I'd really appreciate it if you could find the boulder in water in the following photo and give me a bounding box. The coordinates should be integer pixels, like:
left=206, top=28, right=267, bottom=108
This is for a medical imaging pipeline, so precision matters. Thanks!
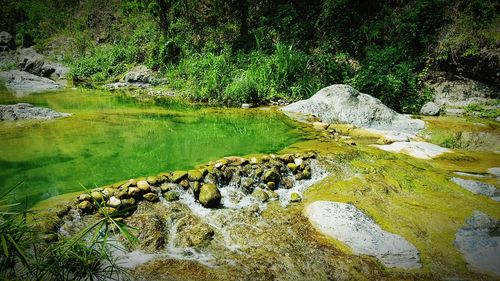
left=0, top=103, right=70, bottom=121
left=282, top=84, right=424, bottom=134
left=0, top=70, right=62, bottom=96
left=198, top=183, right=221, bottom=208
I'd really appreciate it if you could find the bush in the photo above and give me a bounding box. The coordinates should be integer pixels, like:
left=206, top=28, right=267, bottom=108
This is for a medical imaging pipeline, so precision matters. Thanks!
left=349, top=46, right=430, bottom=113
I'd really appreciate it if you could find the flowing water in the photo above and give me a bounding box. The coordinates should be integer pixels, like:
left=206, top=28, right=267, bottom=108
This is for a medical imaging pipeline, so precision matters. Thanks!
left=0, top=89, right=302, bottom=206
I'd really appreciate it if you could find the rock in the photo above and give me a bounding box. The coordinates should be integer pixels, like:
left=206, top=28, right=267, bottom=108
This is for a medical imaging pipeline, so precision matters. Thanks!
left=128, top=187, right=141, bottom=197
left=261, top=168, right=280, bottom=183
left=146, top=176, right=158, bottom=185
left=0, top=31, right=14, bottom=51
left=171, top=171, right=188, bottom=183
left=295, top=172, right=304, bottom=181
left=107, top=196, right=121, bottom=208
left=282, top=84, right=424, bottom=134
left=143, top=193, right=159, bottom=202
left=160, top=183, right=178, bottom=193
left=114, top=190, right=129, bottom=199
left=0, top=70, right=63, bottom=96
left=487, top=167, right=500, bottom=177
left=294, top=158, right=303, bottom=166
left=137, top=180, right=150, bottom=191
left=0, top=103, right=70, bottom=121
left=198, top=183, right=221, bottom=208
left=444, top=108, right=465, bottom=116
left=279, top=154, right=294, bottom=163
left=290, top=193, right=302, bottom=202
left=102, top=187, right=115, bottom=198
left=454, top=211, right=500, bottom=276
left=426, top=73, right=498, bottom=109
left=306, top=201, right=421, bottom=269
left=191, top=181, right=201, bottom=198
left=241, top=103, right=253, bottom=109
left=78, top=201, right=93, bottom=213
left=77, top=194, right=92, bottom=201
left=496, top=116, right=500, bottom=123
left=123, top=65, right=154, bottom=84
left=225, top=156, right=249, bottom=166
left=287, top=163, right=298, bottom=172
left=376, top=132, right=411, bottom=145
left=163, top=191, right=180, bottom=201
left=252, top=188, right=269, bottom=202
left=372, top=142, right=451, bottom=159
left=451, top=178, right=500, bottom=201
left=188, top=170, right=203, bottom=181
left=98, top=207, right=116, bottom=216
left=282, top=178, right=294, bottom=189
left=18, top=48, right=68, bottom=79
left=90, top=191, right=104, bottom=202
left=180, top=179, right=190, bottom=189
left=121, top=197, right=136, bottom=206
left=419, top=101, right=440, bottom=116
left=266, top=182, right=276, bottom=190
left=302, top=169, right=311, bottom=179
left=105, top=82, right=151, bottom=89
left=313, top=122, right=329, bottom=130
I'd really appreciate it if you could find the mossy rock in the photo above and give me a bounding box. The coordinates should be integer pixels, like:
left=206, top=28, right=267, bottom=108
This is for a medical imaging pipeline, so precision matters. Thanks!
left=128, top=187, right=141, bottom=197
left=261, top=168, right=281, bottom=183
left=180, top=179, right=190, bottom=189
left=147, top=176, right=158, bottom=185
left=143, top=193, right=159, bottom=202
left=103, top=187, right=115, bottom=198
left=78, top=200, right=93, bottom=213
left=188, top=170, right=203, bottom=181
left=171, top=171, right=188, bottom=183
left=198, top=183, right=221, bottom=208
left=279, top=154, right=294, bottom=163
left=77, top=193, right=91, bottom=201
left=160, top=183, right=178, bottom=192
left=282, top=178, right=294, bottom=189
left=290, top=192, right=302, bottom=202
left=252, top=188, right=269, bottom=202
left=98, top=207, right=116, bottom=216
left=164, top=191, right=180, bottom=201
left=287, top=163, right=298, bottom=172
left=91, top=191, right=104, bottom=202
left=191, top=181, right=201, bottom=198
left=303, top=169, right=311, bottom=179
left=267, top=181, right=277, bottom=190
left=121, top=197, right=136, bottom=206
left=137, top=180, right=150, bottom=191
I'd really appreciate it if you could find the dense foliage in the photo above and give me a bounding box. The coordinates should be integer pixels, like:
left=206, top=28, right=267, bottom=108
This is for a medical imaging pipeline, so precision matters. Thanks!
left=1, top=0, right=498, bottom=112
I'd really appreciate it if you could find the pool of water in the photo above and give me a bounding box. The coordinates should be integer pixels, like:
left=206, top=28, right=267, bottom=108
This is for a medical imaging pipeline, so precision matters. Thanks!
left=0, top=89, right=302, bottom=206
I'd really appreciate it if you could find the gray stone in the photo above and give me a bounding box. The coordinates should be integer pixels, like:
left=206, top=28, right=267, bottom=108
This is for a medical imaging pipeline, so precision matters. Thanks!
left=451, top=178, right=500, bottom=201
left=420, top=101, right=440, bottom=116
left=241, top=103, right=253, bottom=108
left=454, top=211, right=500, bottom=276
left=306, top=201, right=421, bottom=269
left=124, top=65, right=154, bottom=83
left=496, top=116, right=500, bottom=123
left=0, top=31, right=14, bottom=51
left=487, top=167, right=500, bottom=177
left=426, top=73, right=498, bottom=108
left=282, top=85, right=424, bottom=134
left=0, top=103, right=70, bottom=121
left=0, top=70, right=62, bottom=96
left=18, top=48, right=69, bottom=79
left=372, top=141, right=450, bottom=159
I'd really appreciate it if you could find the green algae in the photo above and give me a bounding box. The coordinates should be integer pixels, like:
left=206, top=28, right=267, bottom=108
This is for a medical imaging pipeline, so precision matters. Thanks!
left=0, top=88, right=302, bottom=207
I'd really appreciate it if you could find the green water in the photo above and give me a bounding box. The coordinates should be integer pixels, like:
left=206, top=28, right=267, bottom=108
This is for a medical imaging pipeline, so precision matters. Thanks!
left=0, top=89, right=302, bottom=206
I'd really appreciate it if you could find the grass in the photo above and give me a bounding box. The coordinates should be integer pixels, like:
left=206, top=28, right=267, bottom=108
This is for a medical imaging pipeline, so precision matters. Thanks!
left=0, top=183, right=135, bottom=280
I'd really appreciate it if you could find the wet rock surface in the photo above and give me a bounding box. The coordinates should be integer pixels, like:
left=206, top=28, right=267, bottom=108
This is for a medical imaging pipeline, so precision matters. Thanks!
left=306, top=201, right=421, bottom=269
left=372, top=141, right=451, bottom=159
left=451, top=177, right=500, bottom=201
left=455, top=211, right=500, bottom=276
left=0, top=103, right=70, bottom=120
left=281, top=84, right=424, bottom=134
